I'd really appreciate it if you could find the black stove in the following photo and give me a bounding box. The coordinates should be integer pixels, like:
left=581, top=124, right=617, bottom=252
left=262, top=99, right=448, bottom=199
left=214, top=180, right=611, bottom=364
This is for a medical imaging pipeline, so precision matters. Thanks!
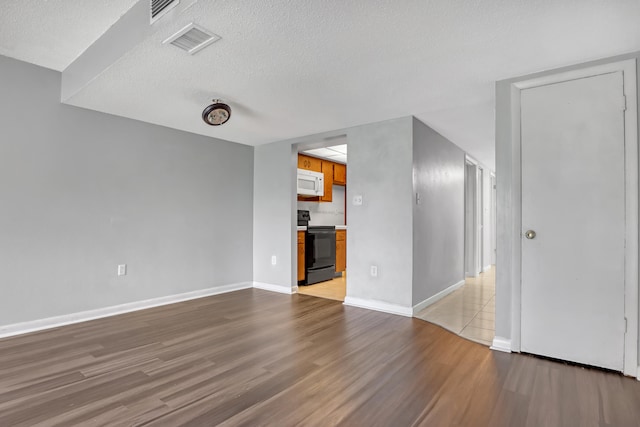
left=305, top=226, right=336, bottom=285
left=297, top=210, right=310, bottom=226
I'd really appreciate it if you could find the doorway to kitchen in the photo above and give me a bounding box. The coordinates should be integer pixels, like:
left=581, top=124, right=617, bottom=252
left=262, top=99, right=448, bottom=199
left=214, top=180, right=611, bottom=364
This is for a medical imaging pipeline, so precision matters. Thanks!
left=295, top=136, right=348, bottom=302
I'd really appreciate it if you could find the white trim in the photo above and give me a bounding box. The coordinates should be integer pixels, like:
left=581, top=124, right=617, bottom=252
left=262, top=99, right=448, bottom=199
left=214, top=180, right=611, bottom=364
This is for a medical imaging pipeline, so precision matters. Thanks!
left=508, top=58, right=638, bottom=375
left=482, top=265, right=492, bottom=273
left=412, top=279, right=465, bottom=315
left=622, top=59, right=638, bottom=378
left=0, top=282, right=253, bottom=339
left=253, top=282, right=296, bottom=294
left=343, top=297, right=413, bottom=317
left=490, top=336, right=512, bottom=353
left=465, top=154, right=479, bottom=165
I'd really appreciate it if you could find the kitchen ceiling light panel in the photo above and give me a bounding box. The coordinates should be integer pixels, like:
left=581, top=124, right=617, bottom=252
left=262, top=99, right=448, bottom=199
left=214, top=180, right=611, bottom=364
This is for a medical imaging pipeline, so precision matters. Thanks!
left=163, top=23, right=221, bottom=55
left=327, top=144, right=347, bottom=154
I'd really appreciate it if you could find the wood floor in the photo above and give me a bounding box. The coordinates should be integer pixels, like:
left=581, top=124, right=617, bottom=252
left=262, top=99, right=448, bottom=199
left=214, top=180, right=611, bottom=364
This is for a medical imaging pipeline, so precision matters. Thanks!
left=1, top=289, right=640, bottom=426
left=297, top=273, right=346, bottom=301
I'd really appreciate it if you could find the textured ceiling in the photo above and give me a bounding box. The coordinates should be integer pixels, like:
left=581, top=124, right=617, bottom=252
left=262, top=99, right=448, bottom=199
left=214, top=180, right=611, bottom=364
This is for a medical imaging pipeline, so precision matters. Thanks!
left=0, top=0, right=138, bottom=71
left=2, top=0, right=640, bottom=170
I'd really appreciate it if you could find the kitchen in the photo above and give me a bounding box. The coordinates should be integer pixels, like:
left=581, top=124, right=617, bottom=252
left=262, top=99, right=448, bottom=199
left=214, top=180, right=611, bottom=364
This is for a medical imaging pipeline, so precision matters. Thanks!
left=296, top=143, right=347, bottom=301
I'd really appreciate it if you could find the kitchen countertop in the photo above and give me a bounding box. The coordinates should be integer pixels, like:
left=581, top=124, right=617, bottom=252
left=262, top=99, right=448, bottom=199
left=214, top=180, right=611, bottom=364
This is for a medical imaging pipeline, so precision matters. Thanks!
left=297, top=225, right=347, bottom=231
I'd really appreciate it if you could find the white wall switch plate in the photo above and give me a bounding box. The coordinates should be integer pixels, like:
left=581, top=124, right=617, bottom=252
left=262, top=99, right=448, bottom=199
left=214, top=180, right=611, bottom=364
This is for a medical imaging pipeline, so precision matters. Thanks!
left=117, top=264, right=127, bottom=276
left=370, top=265, right=378, bottom=277
left=271, top=255, right=277, bottom=265
left=353, top=195, right=363, bottom=206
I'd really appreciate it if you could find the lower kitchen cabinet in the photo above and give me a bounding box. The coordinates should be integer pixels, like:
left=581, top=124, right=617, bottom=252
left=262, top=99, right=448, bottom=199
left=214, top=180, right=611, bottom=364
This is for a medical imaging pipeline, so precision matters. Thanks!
left=335, top=230, right=346, bottom=273
left=297, top=231, right=306, bottom=282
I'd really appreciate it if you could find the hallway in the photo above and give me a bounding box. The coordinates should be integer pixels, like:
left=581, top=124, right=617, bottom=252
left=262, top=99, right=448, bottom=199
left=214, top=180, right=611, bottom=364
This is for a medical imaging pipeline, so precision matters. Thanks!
left=415, top=267, right=495, bottom=346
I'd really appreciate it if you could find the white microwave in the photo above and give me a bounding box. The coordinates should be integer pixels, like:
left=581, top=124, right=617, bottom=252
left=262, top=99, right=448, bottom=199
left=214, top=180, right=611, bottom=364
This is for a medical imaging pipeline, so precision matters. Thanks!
left=297, top=168, right=324, bottom=197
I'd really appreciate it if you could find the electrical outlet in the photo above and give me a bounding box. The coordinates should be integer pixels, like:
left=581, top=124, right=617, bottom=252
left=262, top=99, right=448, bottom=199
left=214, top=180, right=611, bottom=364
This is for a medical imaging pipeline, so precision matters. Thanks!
left=117, top=264, right=127, bottom=276
left=271, top=255, right=277, bottom=266
left=370, top=265, right=378, bottom=277
left=353, top=195, right=363, bottom=206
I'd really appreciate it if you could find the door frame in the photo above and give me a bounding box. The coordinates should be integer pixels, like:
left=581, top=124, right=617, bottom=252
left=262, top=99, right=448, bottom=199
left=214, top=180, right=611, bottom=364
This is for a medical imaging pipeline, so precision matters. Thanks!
left=506, top=59, right=638, bottom=376
left=490, top=173, right=496, bottom=266
left=465, top=156, right=481, bottom=277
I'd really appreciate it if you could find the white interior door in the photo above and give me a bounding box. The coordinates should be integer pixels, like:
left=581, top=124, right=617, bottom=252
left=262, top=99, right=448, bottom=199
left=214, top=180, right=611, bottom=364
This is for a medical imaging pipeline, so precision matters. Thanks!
left=521, top=70, right=626, bottom=371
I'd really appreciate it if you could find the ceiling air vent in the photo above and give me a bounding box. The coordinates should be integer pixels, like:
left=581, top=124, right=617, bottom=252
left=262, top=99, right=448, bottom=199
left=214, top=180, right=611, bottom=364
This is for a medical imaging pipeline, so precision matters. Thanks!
left=163, top=23, right=221, bottom=55
left=151, top=0, right=179, bottom=24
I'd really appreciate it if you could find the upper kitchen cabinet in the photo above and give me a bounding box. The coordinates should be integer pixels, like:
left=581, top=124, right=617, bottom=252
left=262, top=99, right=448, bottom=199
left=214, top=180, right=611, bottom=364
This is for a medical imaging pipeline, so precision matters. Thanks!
left=298, top=154, right=322, bottom=173
left=320, top=161, right=333, bottom=202
left=333, top=163, right=346, bottom=186
left=297, top=153, right=346, bottom=202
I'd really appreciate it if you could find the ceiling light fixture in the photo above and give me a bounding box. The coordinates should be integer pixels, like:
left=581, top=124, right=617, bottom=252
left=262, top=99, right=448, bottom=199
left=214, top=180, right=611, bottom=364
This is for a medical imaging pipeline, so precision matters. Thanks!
left=202, top=100, right=231, bottom=126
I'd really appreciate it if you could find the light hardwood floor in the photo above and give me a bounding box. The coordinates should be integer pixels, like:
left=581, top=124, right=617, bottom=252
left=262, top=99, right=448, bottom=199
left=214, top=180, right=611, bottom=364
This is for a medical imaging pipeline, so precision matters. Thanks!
left=1, top=288, right=640, bottom=426
left=297, top=273, right=346, bottom=301
left=416, top=267, right=495, bottom=346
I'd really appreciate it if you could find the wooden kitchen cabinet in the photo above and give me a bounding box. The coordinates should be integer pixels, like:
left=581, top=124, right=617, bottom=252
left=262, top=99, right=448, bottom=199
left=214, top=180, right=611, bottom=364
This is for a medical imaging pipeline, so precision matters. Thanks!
left=333, top=163, right=346, bottom=186
left=298, top=154, right=322, bottom=172
left=297, top=231, right=306, bottom=282
left=320, top=160, right=333, bottom=202
left=335, top=230, right=346, bottom=273
left=297, top=154, right=343, bottom=203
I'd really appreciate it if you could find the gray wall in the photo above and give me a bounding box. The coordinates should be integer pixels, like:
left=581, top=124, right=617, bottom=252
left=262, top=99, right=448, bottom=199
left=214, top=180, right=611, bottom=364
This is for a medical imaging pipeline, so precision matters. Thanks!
left=412, top=118, right=465, bottom=306
left=253, top=141, right=297, bottom=289
left=346, top=117, right=414, bottom=308
left=0, top=55, right=254, bottom=326
left=253, top=118, right=415, bottom=308
left=495, top=51, right=640, bottom=348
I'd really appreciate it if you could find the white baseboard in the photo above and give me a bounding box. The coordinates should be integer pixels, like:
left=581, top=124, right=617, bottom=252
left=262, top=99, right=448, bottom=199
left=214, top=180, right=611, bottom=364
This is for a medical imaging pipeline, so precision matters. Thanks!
left=0, top=281, right=254, bottom=340
left=343, top=297, right=413, bottom=317
left=253, top=282, right=296, bottom=294
left=482, top=265, right=492, bottom=272
left=490, top=336, right=512, bottom=353
left=412, top=279, right=465, bottom=315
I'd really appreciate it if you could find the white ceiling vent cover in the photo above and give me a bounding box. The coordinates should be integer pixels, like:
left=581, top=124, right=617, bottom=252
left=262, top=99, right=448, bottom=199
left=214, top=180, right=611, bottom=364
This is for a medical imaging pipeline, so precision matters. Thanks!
left=163, top=24, right=221, bottom=55
left=151, top=0, right=179, bottom=24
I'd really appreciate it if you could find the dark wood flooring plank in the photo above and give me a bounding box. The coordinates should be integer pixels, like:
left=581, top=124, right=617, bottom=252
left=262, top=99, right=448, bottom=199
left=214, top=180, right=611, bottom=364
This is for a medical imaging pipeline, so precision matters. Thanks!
left=0, top=289, right=638, bottom=426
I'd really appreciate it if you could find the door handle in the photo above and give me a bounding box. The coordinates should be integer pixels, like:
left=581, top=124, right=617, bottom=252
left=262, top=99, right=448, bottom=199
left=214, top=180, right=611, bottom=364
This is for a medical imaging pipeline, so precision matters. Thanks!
left=524, top=230, right=536, bottom=239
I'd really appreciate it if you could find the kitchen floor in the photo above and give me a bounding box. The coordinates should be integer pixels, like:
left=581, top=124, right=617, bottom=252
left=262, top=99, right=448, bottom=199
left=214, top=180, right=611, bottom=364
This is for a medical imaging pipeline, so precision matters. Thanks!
left=297, top=273, right=346, bottom=301
left=415, top=267, right=495, bottom=346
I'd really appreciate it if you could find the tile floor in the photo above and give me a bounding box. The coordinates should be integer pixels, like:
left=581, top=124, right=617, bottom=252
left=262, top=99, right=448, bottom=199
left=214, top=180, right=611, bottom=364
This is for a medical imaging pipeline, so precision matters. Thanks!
left=415, top=267, right=495, bottom=346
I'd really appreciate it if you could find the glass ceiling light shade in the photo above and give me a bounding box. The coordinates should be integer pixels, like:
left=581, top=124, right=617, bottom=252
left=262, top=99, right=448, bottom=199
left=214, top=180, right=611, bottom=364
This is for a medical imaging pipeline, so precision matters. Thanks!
left=202, top=100, right=231, bottom=126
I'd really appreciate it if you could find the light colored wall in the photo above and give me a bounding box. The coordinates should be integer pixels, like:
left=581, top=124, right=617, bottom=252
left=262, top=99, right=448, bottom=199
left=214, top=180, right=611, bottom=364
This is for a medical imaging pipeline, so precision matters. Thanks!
left=464, top=162, right=477, bottom=276
left=298, top=185, right=346, bottom=226
left=346, top=117, right=414, bottom=308
left=253, top=142, right=297, bottom=289
left=254, top=118, right=415, bottom=309
left=495, top=51, right=640, bottom=349
left=412, top=118, right=465, bottom=306
left=0, top=55, right=254, bottom=326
